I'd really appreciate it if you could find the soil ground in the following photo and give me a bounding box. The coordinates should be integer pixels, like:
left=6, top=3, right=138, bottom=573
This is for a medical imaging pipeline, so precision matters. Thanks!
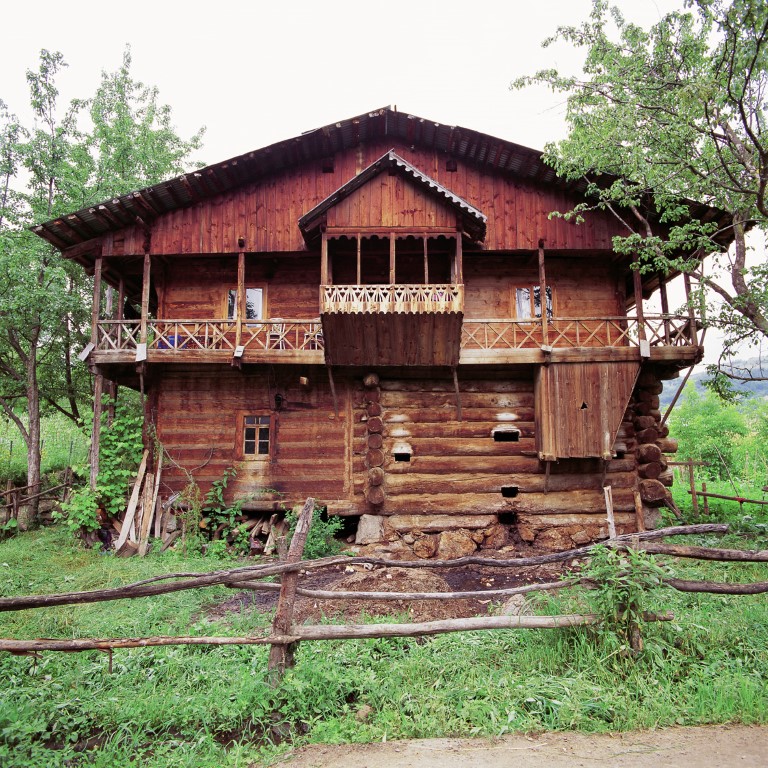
left=274, top=725, right=768, bottom=767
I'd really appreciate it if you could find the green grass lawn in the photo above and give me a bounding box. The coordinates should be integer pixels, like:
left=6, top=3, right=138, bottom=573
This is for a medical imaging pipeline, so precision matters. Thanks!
left=0, top=525, right=766, bottom=768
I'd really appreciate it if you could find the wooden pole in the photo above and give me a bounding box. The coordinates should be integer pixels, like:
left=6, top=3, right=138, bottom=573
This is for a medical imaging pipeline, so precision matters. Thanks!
left=89, top=375, right=103, bottom=491
left=140, top=252, right=151, bottom=346
left=688, top=459, right=699, bottom=516
left=658, top=273, right=671, bottom=344
left=537, top=241, right=549, bottom=347
left=633, top=489, right=646, bottom=532
left=268, top=497, right=315, bottom=681
left=423, top=236, right=429, bottom=283
left=604, top=485, right=617, bottom=539
left=389, top=232, right=396, bottom=284
left=702, top=481, right=709, bottom=515
left=633, top=257, right=646, bottom=342
left=683, top=271, right=699, bottom=346
left=454, top=232, right=463, bottom=284
left=90, top=257, right=103, bottom=346
left=235, top=250, right=245, bottom=349
left=452, top=366, right=462, bottom=422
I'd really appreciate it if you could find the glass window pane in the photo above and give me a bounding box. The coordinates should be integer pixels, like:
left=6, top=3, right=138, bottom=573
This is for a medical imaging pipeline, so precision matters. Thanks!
left=516, top=288, right=531, bottom=319
left=245, top=288, right=263, bottom=320
left=227, top=290, right=237, bottom=319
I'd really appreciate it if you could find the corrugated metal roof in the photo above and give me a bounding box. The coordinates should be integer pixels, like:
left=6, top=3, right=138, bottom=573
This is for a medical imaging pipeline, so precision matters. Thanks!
left=298, top=149, right=487, bottom=243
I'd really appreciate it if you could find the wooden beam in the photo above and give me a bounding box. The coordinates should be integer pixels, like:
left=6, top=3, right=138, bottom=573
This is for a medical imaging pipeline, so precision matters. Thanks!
left=139, top=253, right=151, bottom=346
left=423, top=236, right=429, bottom=283
left=537, top=241, right=548, bottom=347
left=452, top=366, right=462, bottom=422
left=320, top=232, right=329, bottom=285
left=454, top=233, right=463, bottom=284
left=633, top=257, right=646, bottom=341
left=389, top=232, right=396, bottom=284
left=356, top=234, right=362, bottom=285
left=683, top=272, right=699, bottom=346
left=91, top=257, right=103, bottom=346
left=658, top=273, right=671, bottom=344
left=235, top=251, right=245, bottom=349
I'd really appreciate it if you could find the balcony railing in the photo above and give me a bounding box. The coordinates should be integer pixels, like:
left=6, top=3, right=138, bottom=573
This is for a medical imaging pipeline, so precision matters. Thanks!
left=461, top=315, right=698, bottom=351
left=95, top=319, right=324, bottom=354
left=321, top=284, right=463, bottom=314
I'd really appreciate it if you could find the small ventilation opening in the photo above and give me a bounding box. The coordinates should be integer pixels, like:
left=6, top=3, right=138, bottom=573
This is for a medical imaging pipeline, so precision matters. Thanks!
left=493, top=429, right=520, bottom=442
left=615, top=450, right=626, bottom=459
left=394, top=452, right=411, bottom=462
left=580, top=401, right=588, bottom=410
left=336, top=514, right=360, bottom=544
left=501, top=485, right=519, bottom=498
left=498, top=512, right=517, bottom=525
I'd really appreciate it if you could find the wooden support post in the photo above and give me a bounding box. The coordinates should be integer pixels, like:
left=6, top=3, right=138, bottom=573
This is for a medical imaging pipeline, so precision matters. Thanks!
left=658, top=274, right=671, bottom=344
left=702, top=481, right=709, bottom=515
left=423, top=236, right=429, bottom=283
left=91, top=257, right=103, bottom=345
left=633, top=489, right=646, bottom=532
left=454, top=232, right=463, bottom=284
left=140, top=252, right=151, bottom=346
left=268, top=497, right=315, bottom=681
left=633, top=257, right=646, bottom=343
left=235, top=250, right=245, bottom=349
left=544, top=460, right=551, bottom=494
left=537, top=241, right=549, bottom=347
left=688, top=459, right=699, bottom=516
left=452, top=366, right=462, bottom=422
left=389, top=232, right=396, bottom=284
left=356, top=234, right=361, bottom=285
left=604, top=485, right=617, bottom=539
left=320, top=233, right=329, bottom=286
left=683, top=272, right=699, bottom=346
left=89, top=375, right=103, bottom=491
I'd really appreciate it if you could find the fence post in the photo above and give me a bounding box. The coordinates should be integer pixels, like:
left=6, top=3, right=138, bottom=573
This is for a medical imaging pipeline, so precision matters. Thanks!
left=267, top=497, right=315, bottom=683
left=688, top=459, right=699, bottom=516
left=702, top=482, right=709, bottom=516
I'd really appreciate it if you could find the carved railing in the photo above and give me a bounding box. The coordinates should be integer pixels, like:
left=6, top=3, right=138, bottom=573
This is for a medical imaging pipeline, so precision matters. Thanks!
left=462, top=315, right=698, bottom=351
left=95, top=320, right=324, bottom=354
left=321, top=284, right=463, bottom=314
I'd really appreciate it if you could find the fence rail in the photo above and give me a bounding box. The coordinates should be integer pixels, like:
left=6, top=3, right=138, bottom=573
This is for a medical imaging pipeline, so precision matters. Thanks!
left=321, top=283, right=463, bottom=314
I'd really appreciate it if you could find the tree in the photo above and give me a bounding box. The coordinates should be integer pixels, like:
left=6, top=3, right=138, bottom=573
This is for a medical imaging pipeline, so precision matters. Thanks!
left=513, top=0, right=768, bottom=394
left=0, top=48, right=203, bottom=522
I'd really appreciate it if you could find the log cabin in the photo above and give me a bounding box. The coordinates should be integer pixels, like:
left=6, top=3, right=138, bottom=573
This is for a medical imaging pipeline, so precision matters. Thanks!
left=34, top=107, right=730, bottom=555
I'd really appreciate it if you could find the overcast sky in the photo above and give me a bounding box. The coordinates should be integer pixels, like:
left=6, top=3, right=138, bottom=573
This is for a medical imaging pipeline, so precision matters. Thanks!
left=5, top=0, right=739, bottom=367
left=2, top=0, right=685, bottom=164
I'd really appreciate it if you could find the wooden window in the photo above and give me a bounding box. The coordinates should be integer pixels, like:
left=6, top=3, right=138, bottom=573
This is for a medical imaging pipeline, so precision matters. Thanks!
left=514, top=286, right=553, bottom=320
left=242, top=414, right=271, bottom=459
left=227, top=287, right=264, bottom=321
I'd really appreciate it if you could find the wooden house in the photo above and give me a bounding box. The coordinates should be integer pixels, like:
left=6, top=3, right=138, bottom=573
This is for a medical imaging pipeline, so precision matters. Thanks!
left=34, top=107, right=729, bottom=555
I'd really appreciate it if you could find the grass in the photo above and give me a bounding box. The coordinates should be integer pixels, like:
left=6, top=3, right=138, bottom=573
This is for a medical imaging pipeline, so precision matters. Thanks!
left=0, top=524, right=766, bottom=767
left=0, top=413, right=89, bottom=485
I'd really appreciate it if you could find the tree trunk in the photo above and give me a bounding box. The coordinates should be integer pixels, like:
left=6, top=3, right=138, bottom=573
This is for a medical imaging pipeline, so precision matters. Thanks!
left=24, top=338, right=41, bottom=526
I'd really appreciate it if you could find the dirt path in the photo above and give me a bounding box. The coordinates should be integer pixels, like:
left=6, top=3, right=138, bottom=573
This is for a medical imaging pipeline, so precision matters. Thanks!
left=275, top=725, right=768, bottom=767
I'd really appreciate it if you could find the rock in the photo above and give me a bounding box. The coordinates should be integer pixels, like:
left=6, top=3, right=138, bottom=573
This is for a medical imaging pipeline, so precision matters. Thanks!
left=436, top=529, right=477, bottom=559
left=402, top=533, right=416, bottom=544
left=501, top=594, right=528, bottom=615
left=481, top=524, right=509, bottom=549
left=570, top=529, right=592, bottom=545
left=412, top=534, right=439, bottom=559
left=355, top=514, right=384, bottom=545
left=518, top=524, right=536, bottom=543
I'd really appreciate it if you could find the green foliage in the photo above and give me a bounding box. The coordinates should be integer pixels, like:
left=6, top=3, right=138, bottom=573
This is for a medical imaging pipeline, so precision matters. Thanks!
left=581, top=545, right=669, bottom=646
left=0, top=525, right=767, bottom=766
left=200, top=467, right=252, bottom=557
left=286, top=506, right=346, bottom=559
left=54, top=396, right=142, bottom=537
left=513, top=0, right=768, bottom=382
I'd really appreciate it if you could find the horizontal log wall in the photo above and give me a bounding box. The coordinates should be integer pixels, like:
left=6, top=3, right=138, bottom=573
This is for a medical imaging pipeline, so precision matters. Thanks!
left=352, top=374, right=639, bottom=552
left=154, top=367, right=350, bottom=503
left=99, top=140, right=632, bottom=258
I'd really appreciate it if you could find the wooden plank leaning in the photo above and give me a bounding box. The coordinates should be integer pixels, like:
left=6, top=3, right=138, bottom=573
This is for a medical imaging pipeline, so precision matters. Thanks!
left=267, top=497, right=315, bottom=683
left=115, top=450, right=149, bottom=552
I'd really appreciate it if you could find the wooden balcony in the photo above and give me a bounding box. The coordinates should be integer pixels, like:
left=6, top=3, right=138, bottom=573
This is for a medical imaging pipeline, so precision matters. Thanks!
left=89, top=313, right=700, bottom=370
left=92, top=319, right=325, bottom=365
left=320, top=284, right=463, bottom=366
left=460, top=314, right=702, bottom=365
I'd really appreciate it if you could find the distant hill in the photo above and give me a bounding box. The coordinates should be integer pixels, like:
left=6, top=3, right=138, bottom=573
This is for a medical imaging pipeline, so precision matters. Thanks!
left=660, top=358, right=768, bottom=408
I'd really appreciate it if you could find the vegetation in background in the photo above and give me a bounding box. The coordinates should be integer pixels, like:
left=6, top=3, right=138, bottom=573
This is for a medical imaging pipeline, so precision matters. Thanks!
left=0, top=524, right=765, bottom=767
left=0, top=48, right=203, bottom=521
left=54, top=395, right=143, bottom=536
left=513, top=0, right=768, bottom=395
left=286, top=504, right=346, bottom=560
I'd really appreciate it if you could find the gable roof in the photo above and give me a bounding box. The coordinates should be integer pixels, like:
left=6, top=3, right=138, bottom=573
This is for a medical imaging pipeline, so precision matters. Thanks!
left=298, top=149, right=487, bottom=243
left=32, top=105, right=733, bottom=255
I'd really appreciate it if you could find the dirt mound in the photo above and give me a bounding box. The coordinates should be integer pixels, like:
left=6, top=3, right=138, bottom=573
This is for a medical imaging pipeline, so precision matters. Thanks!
left=293, top=566, right=484, bottom=623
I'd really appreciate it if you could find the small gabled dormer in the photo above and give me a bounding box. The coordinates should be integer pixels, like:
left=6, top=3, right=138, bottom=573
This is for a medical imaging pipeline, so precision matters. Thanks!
left=299, top=150, right=486, bottom=366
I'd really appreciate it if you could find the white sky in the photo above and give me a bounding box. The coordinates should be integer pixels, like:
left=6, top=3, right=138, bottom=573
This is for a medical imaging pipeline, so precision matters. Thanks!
left=3, top=0, right=742, bottom=367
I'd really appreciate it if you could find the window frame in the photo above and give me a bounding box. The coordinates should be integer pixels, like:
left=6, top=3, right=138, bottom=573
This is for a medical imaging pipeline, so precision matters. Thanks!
left=237, top=412, right=273, bottom=461
left=224, top=285, right=266, bottom=322
left=512, top=285, right=554, bottom=321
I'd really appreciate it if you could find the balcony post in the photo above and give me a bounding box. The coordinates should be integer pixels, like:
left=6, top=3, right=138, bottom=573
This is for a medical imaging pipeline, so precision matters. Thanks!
left=683, top=272, right=699, bottom=346
left=632, top=257, right=646, bottom=343
left=389, top=232, right=396, bottom=284
left=140, top=252, right=151, bottom=346
left=320, top=232, right=329, bottom=285
left=423, top=237, right=429, bottom=283
left=658, top=273, right=671, bottom=344
left=537, top=241, right=549, bottom=347
left=236, top=250, right=245, bottom=349
left=454, top=233, right=463, bottom=284
left=90, top=256, right=102, bottom=346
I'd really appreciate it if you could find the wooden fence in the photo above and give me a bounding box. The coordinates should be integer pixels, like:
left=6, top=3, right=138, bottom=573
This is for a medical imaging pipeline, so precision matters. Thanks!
left=0, top=476, right=72, bottom=531
left=0, top=503, right=765, bottom=683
